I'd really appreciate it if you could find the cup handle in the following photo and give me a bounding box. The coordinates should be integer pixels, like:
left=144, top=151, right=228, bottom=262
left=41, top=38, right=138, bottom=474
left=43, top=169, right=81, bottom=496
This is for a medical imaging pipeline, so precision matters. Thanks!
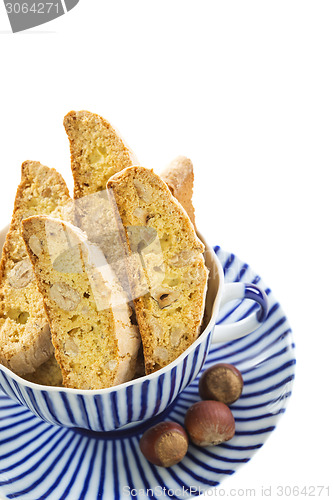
left=211, top=283, right=268, bottom=344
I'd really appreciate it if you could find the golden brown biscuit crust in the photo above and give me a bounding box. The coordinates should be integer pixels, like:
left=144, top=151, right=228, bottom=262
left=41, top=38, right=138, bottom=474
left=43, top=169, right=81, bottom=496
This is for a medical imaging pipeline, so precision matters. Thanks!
left=107, top=166, right=208, bottom=374
left=0, top=161, right=72, bottom=375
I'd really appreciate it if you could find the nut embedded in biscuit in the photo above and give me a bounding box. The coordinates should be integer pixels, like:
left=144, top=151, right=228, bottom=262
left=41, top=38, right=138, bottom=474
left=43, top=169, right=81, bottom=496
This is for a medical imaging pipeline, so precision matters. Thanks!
left=28, top=235, right=43, bottom=257
left=8, top=259, right=34, bottom=289
left=50, top=282, right=81, bottom=311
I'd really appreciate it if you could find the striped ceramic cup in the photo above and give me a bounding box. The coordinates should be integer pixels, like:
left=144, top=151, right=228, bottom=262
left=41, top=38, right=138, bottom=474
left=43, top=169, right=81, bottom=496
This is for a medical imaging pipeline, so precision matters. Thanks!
left=0, top=226, right=268, bottom=432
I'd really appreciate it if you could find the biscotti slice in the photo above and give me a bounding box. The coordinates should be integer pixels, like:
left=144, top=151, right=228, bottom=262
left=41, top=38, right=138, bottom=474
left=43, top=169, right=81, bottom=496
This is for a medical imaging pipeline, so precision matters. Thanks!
left=64, top=110, right=138, bottom=198
left=0, top=161, right=72, bottom=376
left=22, top=216, right=141, bottom=390
left=107, top=166, right=208, bottom=374
left=64, top=110, right=138, bottom=290
left=161, top=156, right=196, bottom=228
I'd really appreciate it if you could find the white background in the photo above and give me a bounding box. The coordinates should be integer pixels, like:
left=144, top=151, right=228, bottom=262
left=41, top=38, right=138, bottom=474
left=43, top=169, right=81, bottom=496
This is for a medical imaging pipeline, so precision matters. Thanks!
left=0, top=1, right=332, bottom=499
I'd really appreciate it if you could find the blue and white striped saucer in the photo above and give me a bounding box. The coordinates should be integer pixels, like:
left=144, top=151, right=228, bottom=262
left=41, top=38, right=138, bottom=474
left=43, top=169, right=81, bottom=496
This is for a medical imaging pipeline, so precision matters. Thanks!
left=0, top=248, right=295, bottom=500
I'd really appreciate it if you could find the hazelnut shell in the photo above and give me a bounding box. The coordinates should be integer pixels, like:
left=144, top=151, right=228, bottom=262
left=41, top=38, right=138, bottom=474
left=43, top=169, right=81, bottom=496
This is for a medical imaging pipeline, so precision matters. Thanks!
left=185, top=400, right=235, bottom=447
left=139, top=421, right=189, bottom=467
left=199, top=363, right=243, bottom=405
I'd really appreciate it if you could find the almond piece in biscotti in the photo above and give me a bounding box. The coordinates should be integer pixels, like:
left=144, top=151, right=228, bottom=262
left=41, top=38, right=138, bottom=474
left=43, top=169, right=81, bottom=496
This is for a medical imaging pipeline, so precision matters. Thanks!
left=161, top=156, right=196, bottom=229
left=21, top=216, right=141, bottom=390
left=107, top=166, right=208, bottom=375
left=0, top=161, right=72, bottom=376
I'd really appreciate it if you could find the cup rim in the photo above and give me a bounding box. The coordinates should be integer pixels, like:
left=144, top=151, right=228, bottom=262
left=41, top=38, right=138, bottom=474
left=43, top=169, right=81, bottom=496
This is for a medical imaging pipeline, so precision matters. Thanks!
left=0, top=225, right=224, bottom=396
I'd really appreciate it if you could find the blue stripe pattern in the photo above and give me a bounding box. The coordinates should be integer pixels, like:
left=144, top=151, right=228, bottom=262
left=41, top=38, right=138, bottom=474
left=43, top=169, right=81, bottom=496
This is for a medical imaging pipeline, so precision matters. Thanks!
left=0, top=248, right=295, bottom=500
left=0, top=329, right=213, bottom=433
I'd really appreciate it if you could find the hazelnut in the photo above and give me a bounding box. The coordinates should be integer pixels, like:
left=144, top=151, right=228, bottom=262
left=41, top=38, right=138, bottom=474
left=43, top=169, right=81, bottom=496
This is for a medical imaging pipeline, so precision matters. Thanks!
left=184, top=400, right=235, bottom=447
left=132, top=207, right=149, bottom=225
left=153, top=346, right=169, bottom=364
left=199, top=363, right=243, bottom=405
left=50, top=282, right=81, bottom=311
left=106, top=359, right=118, bottom=372
left=87, top=148, right=103, bottom=164
left=28, top=235, right=43, bottom=257
left=133, top=179, right=152, bottom=203
left=8, top=259, right=34, bottom=289
left=149, top=317, right=163, bottom=339
left=169, top=249, right=197, bottom=268
left=63, top=338, right=79, bottom=356
left=139, top=421, right=189, bottom=467
left=160, top=233, right=172, bottom=251
left=170, top=324, right=185, bottom=347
